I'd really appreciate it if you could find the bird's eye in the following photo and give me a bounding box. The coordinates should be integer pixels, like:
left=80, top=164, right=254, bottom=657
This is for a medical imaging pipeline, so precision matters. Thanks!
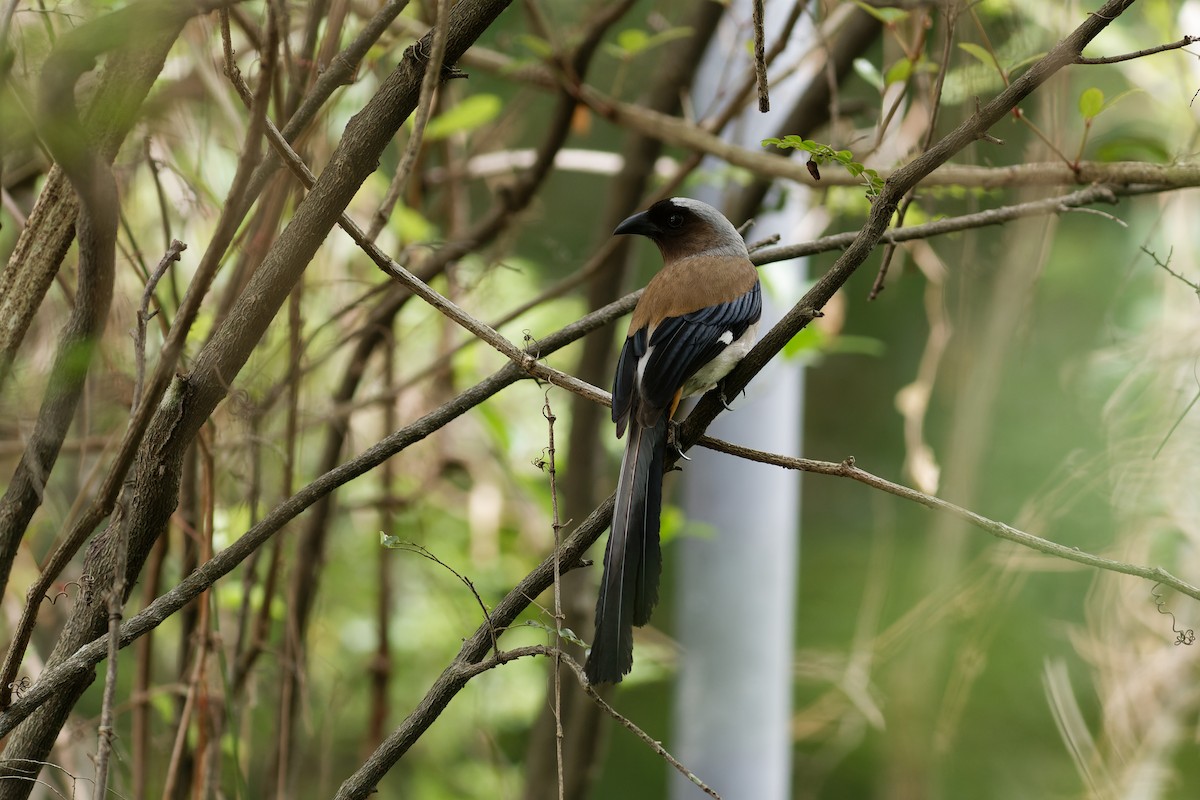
left=667, top=214, right=684, bottom=229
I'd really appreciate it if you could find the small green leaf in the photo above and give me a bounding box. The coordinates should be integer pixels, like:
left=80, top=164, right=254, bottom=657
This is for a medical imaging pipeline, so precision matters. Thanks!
left=852, top=57, right=885, bottom=92
left=852, top=1, right=910, bottom=24
left=958, top=42, right=1000, bottom=73
left=825, top=334, right=886, bottom=357
left=783, top=326, right=823, bottom=360
left=762, top=135, right=809, bottom=151
left=393, top=205, right=438, bottom=244
left=615, top=28, right=650, bottom=54
left=1078, top=87, right=1104, bottom=120
left=516, top=34, right=554, bottom=60
left=1101, top=88, right=1141, bottom=115
left=521, top=621, right=588, bottom=647
left=1007, top=51, right=1048, bottom=74
left=644, top=26, right=693, bottom=51
left=422, top=94, right=502, bottom=141
left=885, top=57, right=914, bottom=85
left=1094, top=134, right=1171, bottom=163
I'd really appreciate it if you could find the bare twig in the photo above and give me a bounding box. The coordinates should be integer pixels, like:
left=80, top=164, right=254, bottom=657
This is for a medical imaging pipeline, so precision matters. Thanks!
left=308, top=184, right=1150, bottom=438
left=552, top=651, right=722, bottom=799
left=1142, top=245, right=1200, bottom=293
left=694, top=437, right=1200, bottom=603
left=388, top=541, right=499, bottom=655
left=538, top=391, right=566, bottom=800
left=0, top=0, right=276, bottom=712
left=132, top=240, right=187, bottom=413
left=91, top=504, right=128, bottom=800
left=0, top=290, right=627, bottom=741
left=869, top=1, right=957, bottom=299
left=1075, top=34, right=1198, bottom=64
left=369, top=0, right=452, bottom=239
left=750, top=184, right=1129, bottom=264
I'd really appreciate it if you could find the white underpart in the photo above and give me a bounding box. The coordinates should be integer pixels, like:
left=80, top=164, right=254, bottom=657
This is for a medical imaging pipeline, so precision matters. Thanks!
left=681, top=322, right=759, bottom=398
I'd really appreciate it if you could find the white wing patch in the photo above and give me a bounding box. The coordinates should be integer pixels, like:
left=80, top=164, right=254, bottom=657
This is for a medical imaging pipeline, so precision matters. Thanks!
left=636, top=346, right=654, bottom=388
left=717, top=330, right=734, bottom=345
left=680, top=322, right=759, bottom=398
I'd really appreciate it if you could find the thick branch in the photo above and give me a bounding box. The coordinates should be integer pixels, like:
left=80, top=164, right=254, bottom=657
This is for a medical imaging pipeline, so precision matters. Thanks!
left=0, top=0, right=516, bottom=787
left=682, top=0, right=1146, bottom=447
left=0, top=286, right=633, bottom=742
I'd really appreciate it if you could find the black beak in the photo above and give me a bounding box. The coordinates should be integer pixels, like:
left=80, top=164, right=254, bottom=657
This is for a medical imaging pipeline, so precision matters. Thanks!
left=613, top=210, right=659, bottom=238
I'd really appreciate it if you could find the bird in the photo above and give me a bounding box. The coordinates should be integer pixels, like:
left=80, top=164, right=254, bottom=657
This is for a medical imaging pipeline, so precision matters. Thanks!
left=584, top=197, right=762, bottom=684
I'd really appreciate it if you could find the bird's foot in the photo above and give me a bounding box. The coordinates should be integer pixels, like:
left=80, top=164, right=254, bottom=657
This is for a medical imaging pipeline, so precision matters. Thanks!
left=717, top=379, right=744, bottom=411
left=668, top=420, right=691, bottom=461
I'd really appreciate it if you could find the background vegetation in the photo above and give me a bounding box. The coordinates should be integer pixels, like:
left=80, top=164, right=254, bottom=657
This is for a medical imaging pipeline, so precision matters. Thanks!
left=0, top=0, right=1197, bottom=798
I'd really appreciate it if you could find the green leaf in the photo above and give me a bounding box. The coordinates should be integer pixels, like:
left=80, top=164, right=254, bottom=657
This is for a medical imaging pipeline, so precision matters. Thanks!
left=643, top=26, right=693, bottom=51
left=615, top=28, right=650, bottom=54
left=958, top=42, right=1000, bottom=73
left=422, top=94, right=502, bottom=141
left=762, top=135, right=813, bottom=152
left=1007, top=51, right=1048, bottom=74
left=1093, top=134, right=1171, bottom=163
left=885, top=57, right=914, bottom=85
left=393, top=205, right=438, bottom=244
left=1078, top=87, right=1104, bottom=120
left=852, top=57, right=885, bottom=92
left=783, top=326, right=824, bottom=360
left=474, top=401, right=512, bottom=453
left=1101, top=88, right=1141, bottom=115
left=852, top=1, right=910, bottom=24
left=516, top=34, right=553, bottom=60
left=521, top=620, right=588, bottom=647
left=660, top=505, right=715, bottom=545
left=825, top=334, right=886, bottom=357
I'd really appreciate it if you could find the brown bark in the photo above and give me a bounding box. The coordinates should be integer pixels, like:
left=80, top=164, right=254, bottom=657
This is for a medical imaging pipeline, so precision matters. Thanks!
left=0, top=1, right=516, bottom=793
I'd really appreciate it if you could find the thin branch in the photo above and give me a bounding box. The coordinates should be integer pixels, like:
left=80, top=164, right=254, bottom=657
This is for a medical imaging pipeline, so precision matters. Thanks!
left=751, top=183, right=1130, bottom=264
left=550, top=650, right=722, bottom=800
left=91, top=501, right=128, bottom=800
left=870, top=1, right=956, bottom=299
left=368, top=0, right=451, bottom=239
left=0, top=0, right=276, bottom=713
left=222, top=40, right=620, bottom=410
left=1142, top=245, right=1200, bottom=293
left=132, top=241, right=187, bottom=413
left=681, top=0, right=1152, bottom=478
left=752, top=0, right=769, bottom=112
left=538, top=391, right=566, bottom=800
left=308, top=183, right=1148, bottom=433
left=388, top=542, right=498, bottom=655
left=0, top=287, right=631, bottom=740
left=1075, top=34, right=1198, bottom=64
left=694, top=437, right=1200, bottom=603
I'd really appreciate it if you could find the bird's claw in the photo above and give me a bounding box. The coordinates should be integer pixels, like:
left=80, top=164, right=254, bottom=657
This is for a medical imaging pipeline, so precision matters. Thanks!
left=717, top=379, right=744, bottom=411
left=668, top=420, right=691, bottom=461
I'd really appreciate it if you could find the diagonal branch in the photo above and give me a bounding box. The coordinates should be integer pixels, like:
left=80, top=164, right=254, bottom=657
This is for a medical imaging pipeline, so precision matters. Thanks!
left=681, top=0, right=1146, bottom=447
left=0, top=285, right=634, bottom=742
left=695, top=437, right=1200, bottom=602
left=1075, top=33, right=1198, bottom=64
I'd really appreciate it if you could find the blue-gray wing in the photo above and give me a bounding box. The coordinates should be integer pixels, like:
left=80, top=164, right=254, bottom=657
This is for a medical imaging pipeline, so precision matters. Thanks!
left=616, top=282, right=760, bottom=428
left=612, top=327, right=647, bottom=437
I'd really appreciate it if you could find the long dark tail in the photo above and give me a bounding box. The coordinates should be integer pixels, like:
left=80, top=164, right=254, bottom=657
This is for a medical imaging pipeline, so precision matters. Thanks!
left=584, top=415, right=668, bottom=684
